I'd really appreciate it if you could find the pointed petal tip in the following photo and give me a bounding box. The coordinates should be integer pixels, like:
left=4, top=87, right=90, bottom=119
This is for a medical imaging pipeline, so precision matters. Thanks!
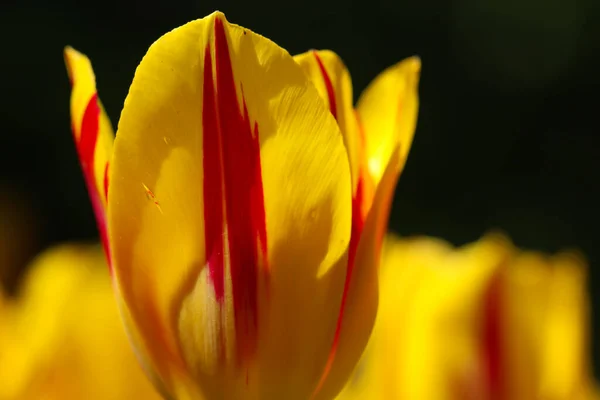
left=391, top=56, right=422, bottom=90
left=402, top=56, right=422, bottom=87
left=406, top=55, right=421, bottom=72
left=63, top=45, right=83, bottom=66
left=64, top=45, right=76, bottom=55
left=63, top=46, right=94, bottom=86
left=211, top=10, right=227, bottom=23
left=63, top=46, right=78, bottom=82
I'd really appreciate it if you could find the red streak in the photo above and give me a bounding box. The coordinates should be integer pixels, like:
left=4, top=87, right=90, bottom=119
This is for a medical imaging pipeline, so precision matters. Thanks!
left=103, top=162, right=110, bottom=200
left=483, top=276, right=503, bottom=400
left=311, top=54, right=364, bottom=366
left=202, top=17, right=268, bottom=362
left=317, top=173, right=365, bottom=388
left=315, top=112, right=369, bottom=394
left=78, top=95, right=111, bottom=269
left=202, top=46, right=226, bottom=301
left=313, top=52, right=337, bottom=120
left=78, top=94, right=100, bottom=169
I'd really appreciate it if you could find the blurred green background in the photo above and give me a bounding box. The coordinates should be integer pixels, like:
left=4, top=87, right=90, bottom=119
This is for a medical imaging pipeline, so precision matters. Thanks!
left=0, top=0, right=598, bottom=368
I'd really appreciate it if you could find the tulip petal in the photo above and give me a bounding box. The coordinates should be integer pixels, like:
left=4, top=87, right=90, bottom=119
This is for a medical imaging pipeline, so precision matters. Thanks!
left=313, top=146, right=401, bottom=400
left=540, top=254, right=590, bottom=399
left=64, top=47, right=114, bottom=264
left=294, top=50, right=361, bottom=193
left=109, top=11, right=351, bottom=397
left=304, top=54, right=421, bottom=399
left=356, top=56, right=420, bottom=185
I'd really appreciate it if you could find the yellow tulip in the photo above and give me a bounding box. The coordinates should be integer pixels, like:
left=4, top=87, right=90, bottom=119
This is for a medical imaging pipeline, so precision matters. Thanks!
left=337, top=234, right=508, bottom=400
left=339, top=235, right=599, bottom=400
left=64, top=11, right=419, bottom=399
left=0, top=244, right=162, bottom=400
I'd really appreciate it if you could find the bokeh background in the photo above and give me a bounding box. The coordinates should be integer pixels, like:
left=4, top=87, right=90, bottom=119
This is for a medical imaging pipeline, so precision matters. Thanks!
left=1, top=0, right=598, bottom=368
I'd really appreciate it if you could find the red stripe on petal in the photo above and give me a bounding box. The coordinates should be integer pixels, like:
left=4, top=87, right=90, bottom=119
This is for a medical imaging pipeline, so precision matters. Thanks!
left=313, top=111, right=373, bottom=395
left=483, top=276, right=503, bottom=399
left=103, top=162, right=110, bottom=201
left=202, top=44, right=226, bottom=302
left=215, top=17, right=267, bottom=361
left=314, top=174, right=365, bottom=393
left=202, top=17, right=268, bottom=364
left=77, top=95, right=112, bottom=271
left=78, top=94, right=100, bottom=170
left=313, top=52, right=338, bottom=120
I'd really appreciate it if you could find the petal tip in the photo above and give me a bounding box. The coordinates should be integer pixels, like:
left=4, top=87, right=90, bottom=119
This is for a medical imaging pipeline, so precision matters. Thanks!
left=406, top=55, right=421, bottom=72
left=63, top=45, right=82, bottom=66
left=63, top=46, right=93, bottom=86
left=211, top=10, right=227, bottom=23
left=63, top=46, right=78, bottom=82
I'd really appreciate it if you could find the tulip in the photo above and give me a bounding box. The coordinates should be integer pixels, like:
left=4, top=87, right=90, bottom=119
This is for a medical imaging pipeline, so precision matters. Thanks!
left=64, top=11, right=419, bottom=399
left=337, top=234, right=508, bottom=400
left=338, top=235, right=600, bottom=400
left=0, top=244, right=162, bottom=400
left=485, top=248, right=600, bottom=400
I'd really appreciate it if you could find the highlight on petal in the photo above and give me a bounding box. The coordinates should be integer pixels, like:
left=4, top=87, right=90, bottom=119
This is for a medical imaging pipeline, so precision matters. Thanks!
left=109, top=11, right=351, bottom=398
left=0, top=244, right=162, bottom=400
left=337, top=234, right=508, bottom=400
left=64, top=47, right=114, bottom=263
left=356, top=56, right=421, bottom=185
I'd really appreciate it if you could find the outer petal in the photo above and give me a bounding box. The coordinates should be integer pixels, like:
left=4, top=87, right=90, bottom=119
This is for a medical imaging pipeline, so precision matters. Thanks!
left=293, top=50, right=362, bottom=194
left=109, top=11, right=352, bottom=399
left=301, top=53, right=421, bottom=398
left=356, top=56, right=421, bottom=185
left=337, top=235, right=507, bottom=400
left=64, top=47, right=114, bottom=264
left=313, top=146, right=401, bottom=399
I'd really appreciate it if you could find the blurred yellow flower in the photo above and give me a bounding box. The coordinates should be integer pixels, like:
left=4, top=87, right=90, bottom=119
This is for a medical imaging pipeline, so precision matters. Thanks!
left=338, top=234, right=599, bottom=400
left=489, top=249, right=599, bottom=400
left=338, top=234, right=507, bottom=400
left=0, top=244, right=162, bottom=400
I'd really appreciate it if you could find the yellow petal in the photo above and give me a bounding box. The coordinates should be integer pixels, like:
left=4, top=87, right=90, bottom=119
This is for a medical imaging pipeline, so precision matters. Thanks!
left=539, top=253, right=589, bottom=399
left=0, top=244, right=163, bottom=400
left=304, top=54, right=421, bottom=399
left=109, top=11, right=351, bottom=398
left=356, top=56, right=420, bottom=185
left=313, top=145, right=400, bottom=400
left=294, top=50, right=362, bottom=193
left=64, top=47, right=114, bottom=262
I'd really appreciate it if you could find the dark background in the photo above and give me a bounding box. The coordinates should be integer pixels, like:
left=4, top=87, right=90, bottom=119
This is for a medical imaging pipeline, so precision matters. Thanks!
left=1, top=0, right=599, bottom=368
